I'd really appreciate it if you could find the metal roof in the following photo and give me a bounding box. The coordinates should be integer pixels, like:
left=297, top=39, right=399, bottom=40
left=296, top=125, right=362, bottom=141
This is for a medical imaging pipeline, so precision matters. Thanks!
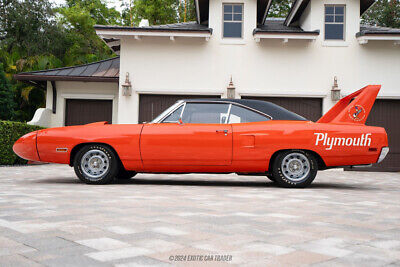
left=14, top=57, right=120, bottom=83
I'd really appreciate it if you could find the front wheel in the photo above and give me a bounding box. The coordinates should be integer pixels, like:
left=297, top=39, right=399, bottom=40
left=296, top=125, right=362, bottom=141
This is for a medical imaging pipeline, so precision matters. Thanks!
left=272, top=150, right=318, bottom=188
left=116, top=169, right=137, bottom=180
left=74, top=144, right=119, bottom=184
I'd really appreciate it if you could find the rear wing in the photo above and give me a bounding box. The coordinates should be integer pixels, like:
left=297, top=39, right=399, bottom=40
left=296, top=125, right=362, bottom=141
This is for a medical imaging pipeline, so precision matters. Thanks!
left=317, top=85, right=380, bottom=124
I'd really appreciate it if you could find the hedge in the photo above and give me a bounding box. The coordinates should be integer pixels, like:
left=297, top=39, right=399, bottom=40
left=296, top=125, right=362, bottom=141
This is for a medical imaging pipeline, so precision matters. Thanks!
left=0, top=121, right=44, bottom=165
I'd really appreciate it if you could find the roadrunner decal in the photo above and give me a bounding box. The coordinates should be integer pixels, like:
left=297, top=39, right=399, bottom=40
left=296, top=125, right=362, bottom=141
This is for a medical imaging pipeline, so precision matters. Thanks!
left=315, top=133, right=372, bottom=150
left=348, top=105, right=366, bottom=122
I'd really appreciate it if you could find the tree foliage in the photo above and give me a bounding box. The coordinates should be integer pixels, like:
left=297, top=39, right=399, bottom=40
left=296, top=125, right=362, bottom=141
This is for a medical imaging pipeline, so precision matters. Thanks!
left=0, top=63, right=15, bottom=120
left=268, top=0, right=292, bottom=18
left=362, top=0, right=400, bottom=28
left=128, top=0, right=196, bottom=26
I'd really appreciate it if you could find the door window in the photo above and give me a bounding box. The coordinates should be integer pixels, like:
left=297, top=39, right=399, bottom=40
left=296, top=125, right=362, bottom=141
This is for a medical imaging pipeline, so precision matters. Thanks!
left=182, top=103, right=230, bottom=123
left=228, top=105, right=270, bottom=123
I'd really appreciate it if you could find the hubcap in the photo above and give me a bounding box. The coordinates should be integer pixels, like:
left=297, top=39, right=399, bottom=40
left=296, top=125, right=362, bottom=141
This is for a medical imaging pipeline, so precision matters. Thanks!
left=81, top=149, right=110, bottom=180
left=281, top=153, right=310, bottom=182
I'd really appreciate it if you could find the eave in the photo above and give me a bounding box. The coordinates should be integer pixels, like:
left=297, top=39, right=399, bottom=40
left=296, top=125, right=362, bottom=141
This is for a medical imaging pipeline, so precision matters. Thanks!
left=253, top=30, right=319, bottom=42
left=356, top=33, right=400, bottom=45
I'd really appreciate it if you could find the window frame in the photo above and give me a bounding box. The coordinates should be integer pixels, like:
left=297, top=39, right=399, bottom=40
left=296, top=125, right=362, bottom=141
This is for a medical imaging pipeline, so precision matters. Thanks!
left=324, top=4, right=346, bottom=41
left=222, top=3, right=244, bottom=39
left=157, top=101, right=272, bottom=124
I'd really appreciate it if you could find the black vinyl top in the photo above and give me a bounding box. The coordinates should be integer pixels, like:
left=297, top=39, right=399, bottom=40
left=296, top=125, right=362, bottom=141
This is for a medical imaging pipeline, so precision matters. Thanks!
left=182, top=99, right=308, bottom=121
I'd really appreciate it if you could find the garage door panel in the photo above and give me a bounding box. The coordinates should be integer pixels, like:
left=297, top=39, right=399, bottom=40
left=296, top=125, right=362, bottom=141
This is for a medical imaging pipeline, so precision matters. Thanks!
left=65, top=99, right=112, bottom=126
left=364, top=99, right=400, bottom=171
left=242, top=96, right=322, bottom=122
left=139, top=94, right=219, bottom=123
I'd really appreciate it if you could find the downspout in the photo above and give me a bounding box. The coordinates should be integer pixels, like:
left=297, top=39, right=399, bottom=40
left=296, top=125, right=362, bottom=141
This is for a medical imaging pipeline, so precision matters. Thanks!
left=51, top=81, right=57, bottom=114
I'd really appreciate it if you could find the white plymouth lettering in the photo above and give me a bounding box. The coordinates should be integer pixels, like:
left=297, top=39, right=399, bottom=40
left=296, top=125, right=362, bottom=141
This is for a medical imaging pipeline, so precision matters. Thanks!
left=314, top=133, right=371, bottom=150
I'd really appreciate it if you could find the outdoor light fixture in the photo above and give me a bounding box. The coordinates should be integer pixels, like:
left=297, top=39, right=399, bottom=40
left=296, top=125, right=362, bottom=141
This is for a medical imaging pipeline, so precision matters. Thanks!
left=227, top=76, right=236, bottom=99
left=122, top=72, right=132, bottom=96
left=331, top=76, right=341, bottom=101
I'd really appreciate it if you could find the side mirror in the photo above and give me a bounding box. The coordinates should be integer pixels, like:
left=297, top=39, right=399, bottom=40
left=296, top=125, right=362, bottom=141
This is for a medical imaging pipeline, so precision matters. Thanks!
left=178, top=117, right=183, bottom=125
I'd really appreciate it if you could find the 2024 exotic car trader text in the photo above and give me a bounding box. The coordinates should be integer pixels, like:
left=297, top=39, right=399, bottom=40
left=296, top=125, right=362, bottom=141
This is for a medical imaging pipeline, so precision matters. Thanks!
left=14, top=85, right=389, bottom=188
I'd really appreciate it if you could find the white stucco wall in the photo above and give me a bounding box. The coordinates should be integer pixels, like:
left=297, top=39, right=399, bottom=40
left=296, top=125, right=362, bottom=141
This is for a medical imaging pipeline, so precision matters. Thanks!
left=46, top=81, right=118, bottom=127
left=117, top=0, right=400, bottom=124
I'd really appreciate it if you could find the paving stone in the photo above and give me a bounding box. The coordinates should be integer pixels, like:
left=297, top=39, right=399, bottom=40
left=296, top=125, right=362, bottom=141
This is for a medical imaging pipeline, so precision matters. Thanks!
left=76, top=237, right=131, bottom=251
left=0, top=164, right=400, bottom=265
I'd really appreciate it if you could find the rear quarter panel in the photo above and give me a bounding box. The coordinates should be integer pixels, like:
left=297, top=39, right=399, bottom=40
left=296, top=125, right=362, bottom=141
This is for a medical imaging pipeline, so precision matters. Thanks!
left=232, top=120, right=387, bottom=170
left=37, top=124, right=143, bottom=170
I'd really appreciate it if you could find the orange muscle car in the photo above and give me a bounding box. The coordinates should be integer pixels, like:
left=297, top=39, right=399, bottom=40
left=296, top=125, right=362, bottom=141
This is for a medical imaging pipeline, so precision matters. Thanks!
left=13, top=85, right=389, bottom=188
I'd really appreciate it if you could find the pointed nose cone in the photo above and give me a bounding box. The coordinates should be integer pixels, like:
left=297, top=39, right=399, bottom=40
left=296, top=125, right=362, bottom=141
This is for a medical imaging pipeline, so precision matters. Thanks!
left=13, top=131, right=40, bottom=161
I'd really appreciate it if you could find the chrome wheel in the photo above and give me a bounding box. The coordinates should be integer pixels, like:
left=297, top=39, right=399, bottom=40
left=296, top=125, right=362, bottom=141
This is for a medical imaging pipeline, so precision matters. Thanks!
left=281, top=152, right=310, bottom=182
left=80, top=149, right=110, bottom=181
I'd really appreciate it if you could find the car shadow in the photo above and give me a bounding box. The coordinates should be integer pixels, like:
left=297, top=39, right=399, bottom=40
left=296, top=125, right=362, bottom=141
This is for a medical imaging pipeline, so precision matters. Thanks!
left=32, top=177, right=377, bottom=190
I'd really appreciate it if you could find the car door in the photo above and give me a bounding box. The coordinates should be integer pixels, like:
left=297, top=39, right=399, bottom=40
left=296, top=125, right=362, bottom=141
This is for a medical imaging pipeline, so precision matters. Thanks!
left=140, top=102, right=233, bottom=166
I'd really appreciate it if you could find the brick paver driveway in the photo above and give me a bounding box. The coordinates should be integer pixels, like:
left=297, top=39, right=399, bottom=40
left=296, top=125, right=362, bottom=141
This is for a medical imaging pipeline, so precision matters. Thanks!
left=0, top=164, right=399, bottom=266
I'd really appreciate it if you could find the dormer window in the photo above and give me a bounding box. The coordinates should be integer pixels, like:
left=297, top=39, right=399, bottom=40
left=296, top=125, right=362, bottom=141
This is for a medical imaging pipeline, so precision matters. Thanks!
left=223, top=4, right=243, bottom=38
left=325, top=5, right=345, bottom=40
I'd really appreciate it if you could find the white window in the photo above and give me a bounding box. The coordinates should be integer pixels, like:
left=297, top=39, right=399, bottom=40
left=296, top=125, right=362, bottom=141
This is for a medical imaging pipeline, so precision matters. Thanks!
left=223, top=4, right=243, bottom=38
left=324, top=5, right=345, bottom=40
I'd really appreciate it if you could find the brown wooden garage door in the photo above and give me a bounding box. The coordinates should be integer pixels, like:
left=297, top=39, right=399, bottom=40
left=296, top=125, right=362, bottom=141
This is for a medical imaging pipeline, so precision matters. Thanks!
left=363, top=99, right=400, bottom=171
left=65, top=99, right=112, bottom=126
left=139, top=94, right=219, bottom=123
left=241, top=96, right=323, bottom=122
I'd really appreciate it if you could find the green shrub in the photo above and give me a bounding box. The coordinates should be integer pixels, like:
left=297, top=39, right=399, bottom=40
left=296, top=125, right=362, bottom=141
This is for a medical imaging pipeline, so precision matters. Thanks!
left=0, top=121, right=44, bottom=165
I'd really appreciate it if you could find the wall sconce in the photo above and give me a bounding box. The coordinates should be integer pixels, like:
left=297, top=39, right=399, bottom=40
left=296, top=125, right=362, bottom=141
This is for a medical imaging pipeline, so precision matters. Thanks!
left=331, top=76, right=341, bottom=101
left=121, top=72, right=132, bottom=96
left=227, top=76, right=236, bottom=99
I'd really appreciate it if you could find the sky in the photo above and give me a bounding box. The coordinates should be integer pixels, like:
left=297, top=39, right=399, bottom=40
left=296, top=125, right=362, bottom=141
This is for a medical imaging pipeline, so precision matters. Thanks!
left=50, top=0, right=126, bottom=12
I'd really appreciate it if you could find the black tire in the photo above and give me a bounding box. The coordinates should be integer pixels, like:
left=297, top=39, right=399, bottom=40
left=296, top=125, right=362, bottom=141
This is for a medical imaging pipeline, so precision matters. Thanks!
left=266, top=174, right=276, bottom=182
left=272, top=150, right=318, bottom=188
left=116, top=169, right=137, bottom=180
left=73, top=144, right=119, bottom=184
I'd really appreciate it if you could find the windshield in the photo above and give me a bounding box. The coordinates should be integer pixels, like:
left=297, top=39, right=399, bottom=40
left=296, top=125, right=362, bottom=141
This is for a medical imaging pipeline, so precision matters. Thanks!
left=150, top=101, right=182, bottom=123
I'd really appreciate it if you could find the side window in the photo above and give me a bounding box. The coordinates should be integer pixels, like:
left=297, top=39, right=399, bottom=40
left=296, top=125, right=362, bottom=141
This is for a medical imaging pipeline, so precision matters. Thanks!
left=223, top=4, right=243, bottom=38
left=325, top=5, right=345, bottom=40
left=228, top=105, right=270, bottom=123
left=182, top=103, right=230, bottom=123
left=162, top=105, right=183, bottom=123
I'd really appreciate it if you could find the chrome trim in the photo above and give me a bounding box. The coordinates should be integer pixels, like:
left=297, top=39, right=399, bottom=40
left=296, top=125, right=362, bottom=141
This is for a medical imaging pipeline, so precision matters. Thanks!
left=153, top=101, right=184, bottom=123
left=153, top=100, right=273, bottom=123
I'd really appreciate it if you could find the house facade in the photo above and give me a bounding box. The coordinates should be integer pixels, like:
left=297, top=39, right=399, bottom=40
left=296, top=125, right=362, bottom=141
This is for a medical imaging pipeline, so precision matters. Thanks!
left=15, top=0, right=400, bottom=171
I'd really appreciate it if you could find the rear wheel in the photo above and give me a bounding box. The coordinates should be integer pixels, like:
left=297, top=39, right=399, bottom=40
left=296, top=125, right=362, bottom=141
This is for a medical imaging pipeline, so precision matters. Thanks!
left=272, top=150, right=317, bottom=188
left=74, top=144, right=119, bottom=184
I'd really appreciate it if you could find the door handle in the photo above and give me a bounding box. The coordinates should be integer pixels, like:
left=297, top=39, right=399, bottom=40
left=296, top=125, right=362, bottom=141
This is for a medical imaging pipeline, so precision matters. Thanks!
left=216, top=130, right=228, bottom=135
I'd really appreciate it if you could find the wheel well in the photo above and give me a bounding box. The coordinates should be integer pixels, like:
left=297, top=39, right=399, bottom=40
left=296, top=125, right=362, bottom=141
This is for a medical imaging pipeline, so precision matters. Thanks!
left=268, top=149, right=327, bottom=172
left=69, top=143, right=124, bottom=168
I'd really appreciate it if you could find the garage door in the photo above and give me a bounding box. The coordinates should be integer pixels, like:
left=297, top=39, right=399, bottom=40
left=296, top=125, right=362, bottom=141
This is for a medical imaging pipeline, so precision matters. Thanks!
left=65, top=99, right=112, bottom=126
left=139, top=94, right=219, bottom=123
left=241, top=96, right=323, bottom=122
left=363, top=99, right=400, bottom=171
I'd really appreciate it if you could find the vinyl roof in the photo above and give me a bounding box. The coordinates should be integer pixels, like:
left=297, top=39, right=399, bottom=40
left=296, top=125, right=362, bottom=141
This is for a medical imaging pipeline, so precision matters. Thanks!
left=182, top=99, right=308, bottom=121
left=14, top=57, right=120, bottom=83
